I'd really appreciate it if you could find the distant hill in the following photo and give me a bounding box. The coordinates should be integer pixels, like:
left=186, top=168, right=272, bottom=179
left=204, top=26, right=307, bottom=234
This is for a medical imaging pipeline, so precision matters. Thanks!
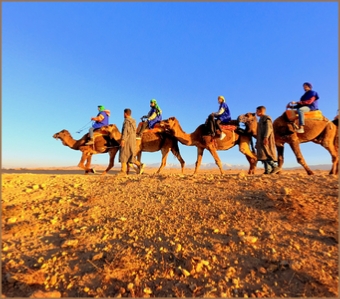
left=2, top=163, right=333, bottom=171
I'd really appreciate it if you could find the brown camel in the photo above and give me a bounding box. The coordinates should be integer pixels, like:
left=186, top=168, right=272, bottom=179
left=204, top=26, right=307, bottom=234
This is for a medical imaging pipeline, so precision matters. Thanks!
left=159, top=117, right=257, bottom=175
left=53, top=125, right=122, bottom=175
left=238, top=111, right=339, bottom=175
left=52, top=122, right=186, bottom=175
left=102, top=123, right=186, bottom=174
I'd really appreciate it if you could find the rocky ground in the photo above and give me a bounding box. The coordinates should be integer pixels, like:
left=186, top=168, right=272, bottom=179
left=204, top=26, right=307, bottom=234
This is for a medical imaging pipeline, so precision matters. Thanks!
left=1, top=167, right=339, bottom=298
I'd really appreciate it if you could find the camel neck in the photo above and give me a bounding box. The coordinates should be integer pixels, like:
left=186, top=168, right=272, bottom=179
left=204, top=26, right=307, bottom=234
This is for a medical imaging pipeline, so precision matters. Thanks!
left=62, top=134, right=82, bottom=150
left=172, top=123, right=194, bottom=146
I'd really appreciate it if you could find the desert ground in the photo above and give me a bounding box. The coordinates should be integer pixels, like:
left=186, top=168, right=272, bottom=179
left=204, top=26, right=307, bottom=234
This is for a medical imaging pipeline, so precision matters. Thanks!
left=1, top=167, right=339, bottom=298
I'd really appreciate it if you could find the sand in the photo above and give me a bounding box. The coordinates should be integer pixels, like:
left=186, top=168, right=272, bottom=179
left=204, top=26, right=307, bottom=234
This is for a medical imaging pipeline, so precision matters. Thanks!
left=1, top=168, right=338, bottom=297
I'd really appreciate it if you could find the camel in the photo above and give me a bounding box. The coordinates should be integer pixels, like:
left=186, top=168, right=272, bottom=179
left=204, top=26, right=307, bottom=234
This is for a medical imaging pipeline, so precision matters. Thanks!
left=238, top=110, right=339, bottom=175
left=53, top=125, right=121, bottom=175
left=102, top=123, right=186, bottom=174
left=159, top=117, right=257, bottom=175
left=53, top=124, right=186, bottom=175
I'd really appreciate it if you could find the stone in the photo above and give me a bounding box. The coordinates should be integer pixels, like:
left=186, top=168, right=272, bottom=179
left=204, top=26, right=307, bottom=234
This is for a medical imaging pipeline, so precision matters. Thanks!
left=30, top=290, right=61, bottom=298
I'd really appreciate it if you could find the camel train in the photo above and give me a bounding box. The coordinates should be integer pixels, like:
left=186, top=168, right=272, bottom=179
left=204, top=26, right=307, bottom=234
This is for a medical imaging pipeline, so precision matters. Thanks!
left=53, top=107, right=338, bottom=175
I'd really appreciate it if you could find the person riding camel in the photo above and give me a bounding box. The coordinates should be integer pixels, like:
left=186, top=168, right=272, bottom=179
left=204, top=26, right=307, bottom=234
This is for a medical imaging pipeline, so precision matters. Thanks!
left=86, top=105, right=111, bottom=145
left=286, top=82, right=319, bottom=134
left=207, top=95, right=231, bottom=140
left=136, top=99, right=162, bottom=139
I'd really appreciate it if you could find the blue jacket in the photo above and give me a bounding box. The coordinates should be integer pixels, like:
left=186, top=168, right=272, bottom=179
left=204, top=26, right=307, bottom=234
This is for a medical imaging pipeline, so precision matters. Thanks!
left=93, top=110, right=109, bottom=129
left=215, top=102, right=231, bottom=123
left=300, top=90, right=319, bottom=111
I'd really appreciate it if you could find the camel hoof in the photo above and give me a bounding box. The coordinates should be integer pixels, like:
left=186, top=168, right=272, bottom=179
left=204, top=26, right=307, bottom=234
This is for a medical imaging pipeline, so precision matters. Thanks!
left=139, top=163, right=145, bottom=175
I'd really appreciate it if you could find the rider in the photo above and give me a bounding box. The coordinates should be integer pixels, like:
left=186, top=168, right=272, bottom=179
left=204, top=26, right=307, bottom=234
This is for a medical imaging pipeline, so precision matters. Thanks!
left=86, top=105, right=110, bottom=145
left=208, top=95, right=231, bottom=140
left=136, top=99, right=162, bottom=139
left=286, top=82, right=319, bottom=133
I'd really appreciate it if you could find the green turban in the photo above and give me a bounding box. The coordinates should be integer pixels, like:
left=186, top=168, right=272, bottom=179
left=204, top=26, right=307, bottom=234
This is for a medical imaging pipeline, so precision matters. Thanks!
left=98, top=105, right=105, bottom=111
left=150, top=99, right=162, bottom=115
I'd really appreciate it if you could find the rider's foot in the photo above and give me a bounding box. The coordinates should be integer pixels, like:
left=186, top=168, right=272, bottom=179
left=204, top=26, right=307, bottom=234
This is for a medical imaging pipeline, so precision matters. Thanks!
left=85, top=139, right=94, bottom=145
left=220, top=132, right=226, bottom=140
left=296, top=127, right=304, bottom=133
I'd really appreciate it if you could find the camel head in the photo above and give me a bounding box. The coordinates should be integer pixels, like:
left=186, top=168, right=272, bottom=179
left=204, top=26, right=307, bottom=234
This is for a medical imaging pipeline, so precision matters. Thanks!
left=53, top=129, right=71, bottom=140
left=53, top=129, right=75, bottom=146
left=238, top=113, right=257, bottom=137
left=159, top=117, right=178, bottom=133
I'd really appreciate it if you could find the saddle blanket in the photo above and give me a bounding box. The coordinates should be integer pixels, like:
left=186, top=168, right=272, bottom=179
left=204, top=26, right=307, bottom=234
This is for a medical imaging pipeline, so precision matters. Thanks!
left=220, top=124, right=238, bottom=131
left=286, top=109, right=323, bottom=122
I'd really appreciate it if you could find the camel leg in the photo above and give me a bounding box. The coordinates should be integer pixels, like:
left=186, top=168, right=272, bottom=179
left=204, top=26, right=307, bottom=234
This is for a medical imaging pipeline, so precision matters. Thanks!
left=170, top=147, right=186, bottom=174
left=102, top=148, right=119, bottom=175
left=206, top=146, right=224, bottom=175
left=324, top=143, right=338, bottom=175
left=288, top=141, right=314, bottom=175
left=77, top=152, right=87, bottom=170
left=275, top=145, right=284, bottom=174
left=135, top=151, right=143, bottom=174
left=78, top=152, right=92, bottom=175
left=156, top=147, right=171, bottom=174
left=194, top=147, right=205, bottom=175
left=320, top=130, right=338, bottom=175
left=239, top=136, right=257, bottom=174
left=321, top=123, right=339, bottom=175
left=276, top=145, right=284, bottom=170
left=85, top=155, right=95, bottom=174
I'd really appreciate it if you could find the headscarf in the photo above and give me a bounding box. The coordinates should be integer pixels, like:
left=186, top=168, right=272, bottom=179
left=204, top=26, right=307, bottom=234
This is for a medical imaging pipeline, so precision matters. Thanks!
left=303, top=82, right=312, bottom=89
left=150, top=99, right=162, bottom=115
left=98, top=105, right=105, bottom=111
left=218, top=96, right=226, bottom=102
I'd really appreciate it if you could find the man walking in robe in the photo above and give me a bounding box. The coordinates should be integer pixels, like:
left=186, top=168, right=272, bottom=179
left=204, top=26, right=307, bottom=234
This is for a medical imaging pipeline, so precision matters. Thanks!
left=255, top=106, right=280, bottom=174
left=118, top=108, right=144, bottom=175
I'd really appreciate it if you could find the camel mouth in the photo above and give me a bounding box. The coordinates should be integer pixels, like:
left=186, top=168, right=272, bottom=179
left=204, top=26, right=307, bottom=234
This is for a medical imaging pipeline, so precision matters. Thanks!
left=53, top=133, right=59, bottom=139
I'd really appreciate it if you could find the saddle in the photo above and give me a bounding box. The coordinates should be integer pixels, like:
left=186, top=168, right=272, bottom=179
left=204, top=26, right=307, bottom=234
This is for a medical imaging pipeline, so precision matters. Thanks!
left=285, top=109, right=324, bottom=122
left=220, top=124, right=238, bottom=131
left=136, top=122, right=163, bottom=135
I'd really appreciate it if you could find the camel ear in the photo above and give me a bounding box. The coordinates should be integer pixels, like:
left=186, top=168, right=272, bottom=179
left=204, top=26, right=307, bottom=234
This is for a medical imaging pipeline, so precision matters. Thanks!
left=252, top=113, right=256, bottom=116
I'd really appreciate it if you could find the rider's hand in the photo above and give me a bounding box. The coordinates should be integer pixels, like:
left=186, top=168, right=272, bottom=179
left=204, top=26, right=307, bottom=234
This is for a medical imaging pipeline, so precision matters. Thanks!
left=120, top=140, right=125, bottom=147
left=91, top=117, right=96, bottom=121
left=263, top=137, right=269, bottom=146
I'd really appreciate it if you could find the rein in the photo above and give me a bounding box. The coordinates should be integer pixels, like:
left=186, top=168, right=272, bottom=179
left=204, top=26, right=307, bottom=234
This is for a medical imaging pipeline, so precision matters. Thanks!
left=76, top=121, right=92, bottom=134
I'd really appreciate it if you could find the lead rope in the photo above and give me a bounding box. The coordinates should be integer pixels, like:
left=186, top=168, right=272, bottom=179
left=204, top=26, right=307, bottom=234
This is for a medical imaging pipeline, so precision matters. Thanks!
left=76, top=121, right=93, bottom=134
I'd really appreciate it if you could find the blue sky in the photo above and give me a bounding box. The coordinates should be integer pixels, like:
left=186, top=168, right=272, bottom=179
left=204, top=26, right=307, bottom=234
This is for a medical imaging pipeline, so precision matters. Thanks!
left=2, top=2, right=338, bottom=169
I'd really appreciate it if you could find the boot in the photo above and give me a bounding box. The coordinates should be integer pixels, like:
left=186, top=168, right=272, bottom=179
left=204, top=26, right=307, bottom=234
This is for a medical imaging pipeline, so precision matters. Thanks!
left=296, top=126, right=304, bottom=133
left=85, top=138, right=94, bottom=145
left=137, top=122, right=148, bottom=139
left=263, top=161, right=271, bottom=174
left=117, top=163, right=127, bottom=176
left=268, top=161, right=280, bottom=174
left=220, top=132, right=226, bottom=140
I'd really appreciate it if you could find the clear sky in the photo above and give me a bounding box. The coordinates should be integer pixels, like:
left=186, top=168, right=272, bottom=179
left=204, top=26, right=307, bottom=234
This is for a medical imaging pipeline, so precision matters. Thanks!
left=2, top=1, right=338, bottom=169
